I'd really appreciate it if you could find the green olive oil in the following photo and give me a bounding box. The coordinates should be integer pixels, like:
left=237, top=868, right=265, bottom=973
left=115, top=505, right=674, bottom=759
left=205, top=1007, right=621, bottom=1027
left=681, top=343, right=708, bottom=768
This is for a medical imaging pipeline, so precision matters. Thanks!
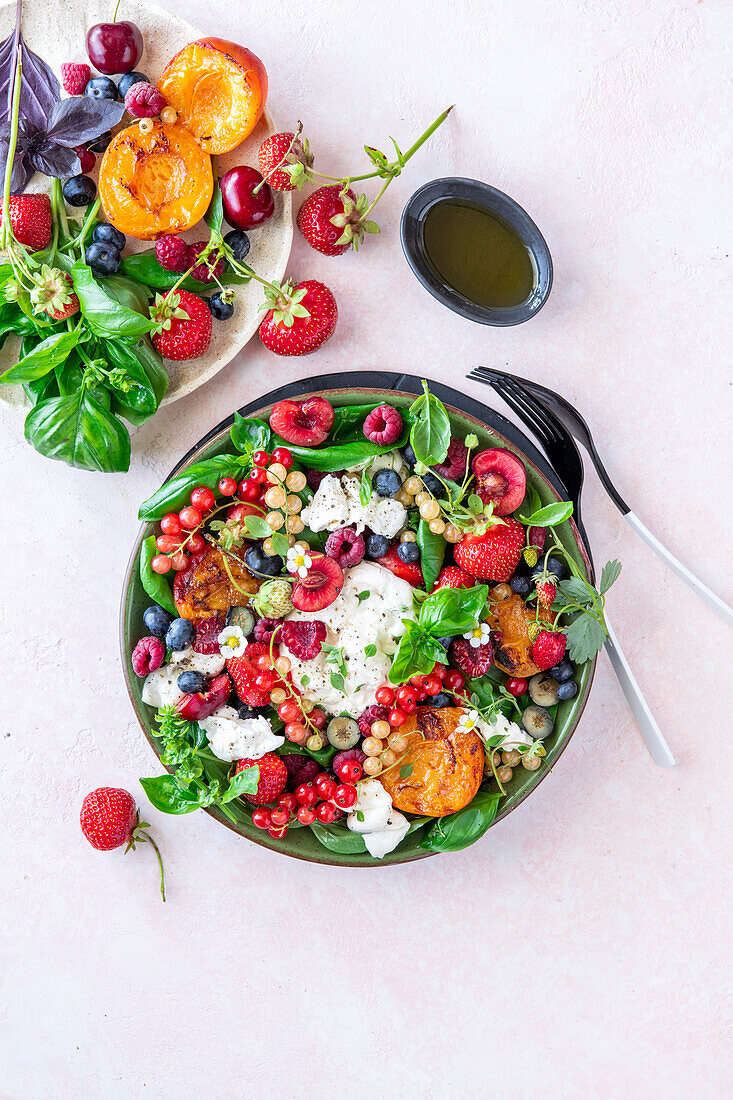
left=422, top=199, right=535, bottom=309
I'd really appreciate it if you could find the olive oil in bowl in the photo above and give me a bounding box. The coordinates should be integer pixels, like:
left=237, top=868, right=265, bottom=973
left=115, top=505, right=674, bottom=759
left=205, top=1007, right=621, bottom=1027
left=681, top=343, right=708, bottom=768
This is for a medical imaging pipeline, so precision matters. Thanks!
left=423, top=200, right=535, bottom=309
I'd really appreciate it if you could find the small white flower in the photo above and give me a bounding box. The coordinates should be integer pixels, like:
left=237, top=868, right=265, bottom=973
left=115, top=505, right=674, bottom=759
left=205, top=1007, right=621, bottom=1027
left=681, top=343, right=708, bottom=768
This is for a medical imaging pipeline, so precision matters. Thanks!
left=463, top=622, right=491, bottom=649
left=217, top=625, right=247, bottom=658
left=456, top=708, right=481, bottom=735
left=286, top=545, right=312, bottom=578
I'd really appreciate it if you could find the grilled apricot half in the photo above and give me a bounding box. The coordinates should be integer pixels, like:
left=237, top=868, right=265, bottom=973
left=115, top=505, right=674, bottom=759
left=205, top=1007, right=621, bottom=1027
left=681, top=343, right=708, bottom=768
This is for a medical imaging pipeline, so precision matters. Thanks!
left=157, top=38, right=268, bottom=155
left=99, top=120, right=213, bottom=240
left=173, top=545, right=260, bottom=623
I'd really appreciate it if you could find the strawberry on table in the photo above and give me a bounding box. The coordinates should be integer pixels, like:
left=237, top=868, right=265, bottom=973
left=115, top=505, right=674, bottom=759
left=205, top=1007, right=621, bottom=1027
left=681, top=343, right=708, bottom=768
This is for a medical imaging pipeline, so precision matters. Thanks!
left=453, top=518, right=524, bottom=582
left=297, top=186, right=376, bottom=255
left=258, top=279, right=337, bottom=356
left=80, top=787, right=166, bottom=901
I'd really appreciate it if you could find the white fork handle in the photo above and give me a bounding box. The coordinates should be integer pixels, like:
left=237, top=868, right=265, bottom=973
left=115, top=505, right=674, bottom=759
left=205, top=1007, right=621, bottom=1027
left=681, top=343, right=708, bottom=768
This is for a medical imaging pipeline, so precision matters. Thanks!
left=626, top=512, right=733, bottom=627
left=603, top=616, right=676, bottom=767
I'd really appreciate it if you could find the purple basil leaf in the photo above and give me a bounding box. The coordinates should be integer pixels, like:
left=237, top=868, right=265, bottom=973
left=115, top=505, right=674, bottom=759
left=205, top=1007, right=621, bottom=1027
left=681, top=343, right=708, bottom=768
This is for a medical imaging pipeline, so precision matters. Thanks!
left=45, top=96, right=124, bottom=147
left=29, top=139, right=80, bottom=179
left=0, top=32, right=60, bottom=133
left=4, top=143, right=33, bottom=193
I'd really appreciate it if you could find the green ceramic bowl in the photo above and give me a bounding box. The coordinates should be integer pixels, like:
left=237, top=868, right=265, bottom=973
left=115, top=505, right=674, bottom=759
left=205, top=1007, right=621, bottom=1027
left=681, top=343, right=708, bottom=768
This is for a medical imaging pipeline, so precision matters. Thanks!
left=121, top=382, right=596, bottom=866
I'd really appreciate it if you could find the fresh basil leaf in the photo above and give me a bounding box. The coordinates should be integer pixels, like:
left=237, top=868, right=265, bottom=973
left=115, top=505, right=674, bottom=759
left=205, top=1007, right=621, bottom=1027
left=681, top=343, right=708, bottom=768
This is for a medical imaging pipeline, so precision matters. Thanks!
left=24, top=389, right=131, bottom=472
left=557, top=577, right=595, bottom=607
left=564, top=613, right=605, bottom=664
left=230, top=413, right=272, bottom=453
left=245, top=515, right=272, bottom=539
left=71, top=260, right=155, bottom=337
left=278, top=740, right=337, bottom=767
left=23, top=367, right=59, bottom=406
left=416, top=519, right=446, bottom=592
left=0, top=327, right=80, bottom=383
left=600, top=559, right=622, bottom=593
left=330, top=671, right=346, bottom=692
left=356, top=590, right=370, bottom=603
left=121, top=251, right=249, bottom=293
left=205, top=183, right=224, bottom=231
left=105, top=341, right=159, bottom=422
left=419, top=584, right=488, bottom=636
left=221, top=765, right=260, bottom=802
left=388, top=626, right=445, bottom=685
left=419, top=790, right=501, bottom=853
left=269, top=433, right=409, bottom=471
left=139, top=775, right=200, bottom=815
left=101, top=274, right=151, bottom=317
left=360, top=468, right=372, bottom=506
left=139, top=534, right=177, bottom=616
left=139, top=455, right=244, bottom=519
left=523, top=482, right=541, bottom=516
left=0, top=31, right=59, bottom=133
left=55, top=352, right=84, bottom=396
left=310, top=821, right=368, bottom=854
left=519, top=501, right=574, bottom=527
left=330, top=403, right=382, bottom=443
left=408, top=380, right=451, bottom=466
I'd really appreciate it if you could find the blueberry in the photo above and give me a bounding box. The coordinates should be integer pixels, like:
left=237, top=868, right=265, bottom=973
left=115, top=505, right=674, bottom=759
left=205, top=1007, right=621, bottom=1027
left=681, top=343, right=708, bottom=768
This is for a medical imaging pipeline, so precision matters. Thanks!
left=245, top=544, right=282, bottom=577
left=165, top=618, right=195, bottom=651
left=549, top=658, right=574, bottom=682
left=237, top=703, right=261, bottom=720
left=117, top=71, right=150, bottom=98
left=435, top=635, right=454, bottom=650
left=397, top=541, right=420, bottom=564
left=93, top=223, right=126, bottom=251
left=142, top=605, right=173, bottom=639
left=425, top=691, right=451, bottom=707
left=87, top=131, right=112, bottom=154
left=177, top=670, right=208, bottom=694
left=420, top=472, right=446, bottom=498
left=557, top=680, right=578, bottom=701
left=532, top=555, right=566, bottom=580
left=85, top=240, right=121, bottom=276
left=402, top=443, right=417, bottom=466
left=365, top=533, right=390, bottom=559
left=510, top=566, right=531, bottom=597
left=224, top=229, right=250, bottom=262
left=208, top=290, right=234, bottom=320
left=85, top=76, right=119, bottom=101
left=372, top=468, right=402, bottom=497
left=63, top=174, right=97, bottom=207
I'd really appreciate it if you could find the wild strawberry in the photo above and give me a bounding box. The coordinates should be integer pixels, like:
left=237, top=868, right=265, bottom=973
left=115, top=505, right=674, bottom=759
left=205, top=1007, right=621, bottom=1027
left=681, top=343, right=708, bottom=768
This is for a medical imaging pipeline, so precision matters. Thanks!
left=235, top=752, right=288, bottom=805
left=155, top=234, right=191, bottom=273
left=297, top=186, right=378, bottom=255
left=258, top=279, right=337, bottom=356
left=375, top=545, right=423, bottom=586
left=228, top=642, right=273, bottom=707
left=536, top=578, right=557, bottom=609
left=189, top=241, right=224, bottom=283
left=450, top=638, right=494, bottom=677
left=151, top=290, right=212, bottom=361
left=193, top=614, right=225, bottom=654
left=0, top=193, right=52, bottom=250
left=80, top=788, right=166, bottom=900
left=258, top=129, right=313, bottom=191
left=30, top=268, right=79, bottom=321
left=280, top=619, right=327, bottom=660
left=453, top=519, right=524, bottom=582
left=61, top=62, right=90, bottom=95
left=531, top=630, right=567, bottom=671
left=125, top=82, right=167, bottom=118
left=431, top=566, right=473, bottom=592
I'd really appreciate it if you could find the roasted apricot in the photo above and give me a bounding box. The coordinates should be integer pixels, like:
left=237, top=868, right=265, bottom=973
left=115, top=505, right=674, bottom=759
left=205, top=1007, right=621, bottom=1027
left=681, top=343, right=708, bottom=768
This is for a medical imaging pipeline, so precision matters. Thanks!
left=486, top=588, right=541, bottom=678
left=173, top=544, right=260, bottom=622
left=99, top=120, right=213, bottom=240
left=157, top=38, right=267, bottom=155
left=379, top=707, right=484, bottom=816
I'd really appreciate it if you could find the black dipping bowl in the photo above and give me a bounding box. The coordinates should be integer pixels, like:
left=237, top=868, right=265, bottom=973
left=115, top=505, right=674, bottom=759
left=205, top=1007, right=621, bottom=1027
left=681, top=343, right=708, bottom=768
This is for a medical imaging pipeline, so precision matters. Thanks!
left=400, top=177, right=553, bottom=327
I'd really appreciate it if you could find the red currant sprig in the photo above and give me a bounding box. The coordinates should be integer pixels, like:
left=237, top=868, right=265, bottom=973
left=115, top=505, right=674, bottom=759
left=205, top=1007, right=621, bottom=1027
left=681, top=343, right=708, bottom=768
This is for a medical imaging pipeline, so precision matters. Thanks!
left=251, top=773, right=359, bottom=839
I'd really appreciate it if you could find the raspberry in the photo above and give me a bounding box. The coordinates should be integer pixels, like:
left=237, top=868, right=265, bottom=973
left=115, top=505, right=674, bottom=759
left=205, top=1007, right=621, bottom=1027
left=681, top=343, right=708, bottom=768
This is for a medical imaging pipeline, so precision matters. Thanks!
left=61, top=62, right=90, bottom=96
left=253, top=617, right=282, bottom=644
left=363, top=404, right=403, bottom=445
left=332, top=748, right=367, bottom=774
left=235, top=752, right=288, bottom=805
left=450, top=638, right=494, bottom=678
left=189, top=241, right=225, bottom=283
left=282, top=754, right=322, bottom=790
left=531, top=631, right=567, bottom=671
left=155, top=235, right=190, bottom=273
left=73, top=145, right=95, bottom=174
left=280, top=620, right=327, bottom=660
left=434, top=438, right=469, bottom=479
left=124, top=82, right=167, bottom=118
left=324, top=527, right=365, bottom=569
left=131, top=636, right=165, bottom=676
left=193, top=614, right=225, bottom=654
left=357, top=704, right=389, bottom=736
left=306, top=468, right=343, bottom=491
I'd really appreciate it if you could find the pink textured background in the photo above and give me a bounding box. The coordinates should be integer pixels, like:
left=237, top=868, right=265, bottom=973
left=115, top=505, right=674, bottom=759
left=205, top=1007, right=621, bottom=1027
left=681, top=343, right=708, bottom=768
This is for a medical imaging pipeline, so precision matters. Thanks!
left=2, top=1, right=731, bottom=1096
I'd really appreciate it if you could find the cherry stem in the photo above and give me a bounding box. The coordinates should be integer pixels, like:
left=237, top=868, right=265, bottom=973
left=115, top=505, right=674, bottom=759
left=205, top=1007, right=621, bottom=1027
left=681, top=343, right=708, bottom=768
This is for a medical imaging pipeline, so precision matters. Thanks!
left=112, top=0, right=122, bottom=21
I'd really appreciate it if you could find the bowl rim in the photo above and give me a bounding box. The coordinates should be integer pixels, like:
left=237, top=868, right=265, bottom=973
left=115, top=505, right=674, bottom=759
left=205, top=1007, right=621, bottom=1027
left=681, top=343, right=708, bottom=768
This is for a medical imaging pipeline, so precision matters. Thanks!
left=120, top=375, right=595, bottom=866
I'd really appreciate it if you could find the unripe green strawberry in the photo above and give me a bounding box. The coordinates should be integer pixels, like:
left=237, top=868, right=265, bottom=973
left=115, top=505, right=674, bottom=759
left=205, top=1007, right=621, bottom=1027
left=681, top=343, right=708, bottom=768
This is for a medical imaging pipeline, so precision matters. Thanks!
left=253, top=578, right=293, bottom=619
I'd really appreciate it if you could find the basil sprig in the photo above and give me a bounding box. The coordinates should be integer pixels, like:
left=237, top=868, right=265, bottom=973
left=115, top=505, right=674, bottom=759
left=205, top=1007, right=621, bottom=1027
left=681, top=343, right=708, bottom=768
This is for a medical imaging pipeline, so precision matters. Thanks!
left=419, top=790, right=501, bottom=853
left=408, top=379, right=451, bottom=466
left=389, top=583, right=488, bottom=684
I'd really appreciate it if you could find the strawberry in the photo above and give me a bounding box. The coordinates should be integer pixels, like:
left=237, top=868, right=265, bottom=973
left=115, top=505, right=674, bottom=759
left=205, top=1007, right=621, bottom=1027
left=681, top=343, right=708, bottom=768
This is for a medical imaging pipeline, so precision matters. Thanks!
left=227, top=642, right=273, bottom=707
left=258, top=279, right=337, bottom=356
left=31, top=268, right=79, bottom=321
left=375, top=545, right=424, bottom=586
left=151, top=290, right=212, bottom=361
left=235, top=752, right=288, bottom=805
left=531, top=630, right=567, bottom=671
left=453, top=519, right=524, bottom=582
left=297, top=186, right=378, bottom=255
left=536, top=579, right=557, bottom=609
left=258, top=130, right=313, bottom=191
left=80, top=787, right=166, bottom=901
left=0, top=193, right=52, bottom=250
left=431, top=565, right=473, bottom=592
left=61, top=62, right=90, bottom=95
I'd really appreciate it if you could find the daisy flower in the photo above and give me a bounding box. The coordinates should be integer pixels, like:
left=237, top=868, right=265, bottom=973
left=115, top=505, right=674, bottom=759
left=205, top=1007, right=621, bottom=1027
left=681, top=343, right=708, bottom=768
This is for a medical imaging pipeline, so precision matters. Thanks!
left=286, top=545, right=312, bottom=578
left=463, top=621, right=491, bottom=649
left=217, top=625, right=247, bottom=659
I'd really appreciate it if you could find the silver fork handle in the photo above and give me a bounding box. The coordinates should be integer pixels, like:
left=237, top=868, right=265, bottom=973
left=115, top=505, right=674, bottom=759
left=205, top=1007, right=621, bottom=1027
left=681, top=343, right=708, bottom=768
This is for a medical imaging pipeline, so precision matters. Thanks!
left=626, top=512, right=733, bottom=627
left=603, top=616, right=676, bottom=767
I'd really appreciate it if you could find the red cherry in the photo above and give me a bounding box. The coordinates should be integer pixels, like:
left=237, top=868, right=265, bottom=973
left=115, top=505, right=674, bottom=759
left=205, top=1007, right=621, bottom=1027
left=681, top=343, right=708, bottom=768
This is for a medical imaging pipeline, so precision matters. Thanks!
left=219, top=477, right=238, bottom=496
left=252, top=807, right=272, bottom=829
left=161, top=513, right=182, bottom=536
left=86, top=20, right=143, bottom=75
left=170, top=553, right=190, bottom=571
left=187, top=532, right=206, bottom=554
left=295, top=783, right=318, bottom=807
left=375, top=685, right=395, bottom=706
left=278, top=793, right=298, bottom=814
left=151, top=554, right=171, bottom=574
left=190, top=486, right=216, bottom=512
left=333, top=783, right=357, bottom=808
left=252, top=450, right=270, bottom=467
left=315, top=801, right=337, bottom=824
left=506, top=677, right=528, bottom=697
left=179, top=506, right=202, bottom=529
left=156, top=534, right=179, bottom=553
left=239, top=481, right=260, bottom=501
left=270, top=447, right=293, bottom=468
left=388, top=708, right=406, bottom=727
left=423, top=674, right=442, bottom=696
left=220, top=165, right=275, bottom=230
left=444, top=669, right=465, bottom=691
left=297, top=805, right=316, bottom=825
left=396, top=685, right=416, bottom=708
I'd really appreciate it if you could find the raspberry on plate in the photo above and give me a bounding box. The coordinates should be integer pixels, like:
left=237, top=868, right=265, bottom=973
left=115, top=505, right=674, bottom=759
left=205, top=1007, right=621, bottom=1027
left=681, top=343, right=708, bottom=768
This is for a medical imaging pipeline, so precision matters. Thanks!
left=363, top=404, right=403, bottom=445
left=357, top=705, right=389, bottom=736
left=61, top=62, right=90, bottom=95
left=155, top=235, right=190, bottom=273
left=189, top=241, right=225, bottom=283
left=124, top=82, right=167, bottom=118
left=324, top=527, right=365, bottom=569
left=280, top=619, right=327, bottom=660
left=450, top=638, right=494, bottom=678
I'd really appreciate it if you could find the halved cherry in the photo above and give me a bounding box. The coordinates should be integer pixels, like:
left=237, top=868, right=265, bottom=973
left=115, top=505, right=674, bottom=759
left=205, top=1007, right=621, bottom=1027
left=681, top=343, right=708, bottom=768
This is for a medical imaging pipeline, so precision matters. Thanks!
left=291, top=553, right=343, bottom=612
left=472, top=448, right=527, bottom=516
left=175, top=672, right=231, bottom=721
left=269, top=396, right=335, bottom=446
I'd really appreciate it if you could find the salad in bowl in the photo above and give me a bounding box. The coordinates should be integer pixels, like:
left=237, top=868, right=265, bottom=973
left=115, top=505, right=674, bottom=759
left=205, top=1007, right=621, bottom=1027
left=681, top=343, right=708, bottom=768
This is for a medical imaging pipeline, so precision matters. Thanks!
left=122, top=380, right=619, bottom=864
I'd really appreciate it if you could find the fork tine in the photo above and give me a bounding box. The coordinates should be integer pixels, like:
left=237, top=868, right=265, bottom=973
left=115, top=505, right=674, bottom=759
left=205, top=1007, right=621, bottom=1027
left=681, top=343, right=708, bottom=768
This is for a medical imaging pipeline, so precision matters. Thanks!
left=493, top=379, right=559, bottom=448
left=502, top=379, right=563, bottom=443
